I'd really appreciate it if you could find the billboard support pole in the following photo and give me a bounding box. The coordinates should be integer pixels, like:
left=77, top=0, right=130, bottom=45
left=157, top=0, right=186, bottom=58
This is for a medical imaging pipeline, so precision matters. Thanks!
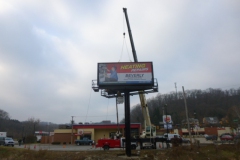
left=116, top=98, right=120, bottom=134
left=124, top=91, right=131, bottom=157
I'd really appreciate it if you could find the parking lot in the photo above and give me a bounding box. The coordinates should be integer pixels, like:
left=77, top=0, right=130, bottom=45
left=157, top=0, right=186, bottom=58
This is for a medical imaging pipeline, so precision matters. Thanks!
left=11, top=137, right=218, bottom=151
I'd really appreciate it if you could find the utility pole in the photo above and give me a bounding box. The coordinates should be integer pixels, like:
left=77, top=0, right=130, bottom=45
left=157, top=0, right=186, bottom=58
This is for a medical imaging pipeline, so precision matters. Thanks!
left=182, top=86, right=192, bottom=146
left=165, top=104, right=169, bottom=135
left=48, top=122, right=50, bottom=148
left=163, top=104, right=169, bottom=148
left=71, top=116, right=74, bottom=144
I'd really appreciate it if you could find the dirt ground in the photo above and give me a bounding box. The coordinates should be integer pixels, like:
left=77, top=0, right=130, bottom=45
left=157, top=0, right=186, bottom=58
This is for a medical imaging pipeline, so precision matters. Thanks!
left=1, top=144, right=240, bottom=160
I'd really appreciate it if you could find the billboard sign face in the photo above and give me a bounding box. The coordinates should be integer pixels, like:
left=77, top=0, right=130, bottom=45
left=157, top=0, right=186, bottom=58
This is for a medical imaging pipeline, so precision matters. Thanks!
left=163, top=115, right=172, bottom=124
left=98, top=62, right=154, bottom=86
left=164, top=124, right=173, bottom=129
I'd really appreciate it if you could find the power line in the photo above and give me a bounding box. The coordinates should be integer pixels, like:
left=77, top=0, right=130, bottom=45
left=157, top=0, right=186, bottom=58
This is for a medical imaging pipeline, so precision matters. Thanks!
left=106, top=98, right=109, bottom=120
left=84, top=86, right=92, bottom=123
left=72, top=114, right=124, bottom=118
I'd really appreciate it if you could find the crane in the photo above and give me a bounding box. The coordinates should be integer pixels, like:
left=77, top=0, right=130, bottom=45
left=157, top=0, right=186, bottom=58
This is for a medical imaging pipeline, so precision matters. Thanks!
left=123, top=8, right=156, bottom=138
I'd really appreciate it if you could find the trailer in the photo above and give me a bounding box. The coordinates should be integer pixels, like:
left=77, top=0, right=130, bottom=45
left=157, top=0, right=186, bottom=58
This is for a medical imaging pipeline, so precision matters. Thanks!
left=137, top=137, right=168, bottom=149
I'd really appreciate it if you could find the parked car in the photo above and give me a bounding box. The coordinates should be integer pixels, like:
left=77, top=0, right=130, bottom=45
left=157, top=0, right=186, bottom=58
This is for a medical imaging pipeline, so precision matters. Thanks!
left=0, top=137, right=14, bottom=146
left=156, top=135, right=164, bottom=138
left=220, top=133, right=231, bottom=138
left=205, top=135, right=218, bottom=141
left=75, top=137, right=94, bottom=145
left=182, top=138, right=190, bottom=143
left=220, top=135, right=233, bottom=141
left=203, top=134, right=208, bottom=138
left=234, top=134, right=240, bottom=140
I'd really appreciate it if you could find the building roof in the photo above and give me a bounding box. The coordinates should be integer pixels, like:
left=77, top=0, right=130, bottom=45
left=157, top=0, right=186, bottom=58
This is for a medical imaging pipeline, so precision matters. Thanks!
left=73, top=123, right=141, bottom=129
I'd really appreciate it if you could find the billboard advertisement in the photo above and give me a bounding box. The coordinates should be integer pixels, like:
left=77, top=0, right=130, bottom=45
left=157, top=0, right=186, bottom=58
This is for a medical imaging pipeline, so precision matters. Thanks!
left=97, top=62, right=154, bottom=86
left=163, top=115, right=172, bottom=124
left=164, top=124, right=173, bottom=129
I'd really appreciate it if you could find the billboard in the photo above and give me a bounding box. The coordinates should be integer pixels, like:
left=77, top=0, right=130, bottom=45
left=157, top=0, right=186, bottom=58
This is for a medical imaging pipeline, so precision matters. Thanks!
left=164, top=124, right=173, bottom=129
left=97, top=62, right=154, bottom=86
left=163, top=115, right=172, bottom=124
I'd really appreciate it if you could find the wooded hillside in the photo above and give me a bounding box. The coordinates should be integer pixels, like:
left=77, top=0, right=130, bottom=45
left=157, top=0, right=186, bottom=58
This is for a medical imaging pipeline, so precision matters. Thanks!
left=125, top=88, right=240, bottom=127
left=0, top=110, right=58, bottom=140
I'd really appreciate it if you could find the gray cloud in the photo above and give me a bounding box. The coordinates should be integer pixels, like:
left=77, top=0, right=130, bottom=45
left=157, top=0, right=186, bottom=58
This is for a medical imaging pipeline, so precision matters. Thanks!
left=0, top=0, right=239, bottom=124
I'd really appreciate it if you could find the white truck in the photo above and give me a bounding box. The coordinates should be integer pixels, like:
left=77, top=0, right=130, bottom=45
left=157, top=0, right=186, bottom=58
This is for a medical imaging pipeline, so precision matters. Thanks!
left=164, top=133, right=181, bottom=141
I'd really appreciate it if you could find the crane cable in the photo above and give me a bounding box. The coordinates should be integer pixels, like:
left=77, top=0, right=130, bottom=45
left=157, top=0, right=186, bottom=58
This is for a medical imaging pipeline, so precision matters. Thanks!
left=118, top=13, right=132, bottom=62
left=84, top=86, right=92, bottom=123
left=105, top=98, right=109, bottom=120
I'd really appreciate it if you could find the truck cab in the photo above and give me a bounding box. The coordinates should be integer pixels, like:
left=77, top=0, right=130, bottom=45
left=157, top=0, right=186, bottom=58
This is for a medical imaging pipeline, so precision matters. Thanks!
left=96, top=137, right=138, bottom=150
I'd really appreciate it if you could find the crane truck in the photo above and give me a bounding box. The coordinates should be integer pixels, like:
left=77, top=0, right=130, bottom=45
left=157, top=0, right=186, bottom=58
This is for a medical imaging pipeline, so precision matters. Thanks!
left=123, top=8, right=167, bottom=149
left=123, top=8, right=156, bottom=139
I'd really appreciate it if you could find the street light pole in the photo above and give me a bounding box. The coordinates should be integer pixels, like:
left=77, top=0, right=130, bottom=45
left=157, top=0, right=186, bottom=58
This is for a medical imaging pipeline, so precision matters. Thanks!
left=165, top=104, right=169, bottom=135
left=71, top=116, right=74, bottom=144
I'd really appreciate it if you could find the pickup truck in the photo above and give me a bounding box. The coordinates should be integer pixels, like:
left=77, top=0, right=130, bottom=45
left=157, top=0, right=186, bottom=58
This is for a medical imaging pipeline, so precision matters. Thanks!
left=0, top=137, right=14, bottom=147
left=75, top=138, right=94, bottom=145
left=96, top=138, right=138, bottom=150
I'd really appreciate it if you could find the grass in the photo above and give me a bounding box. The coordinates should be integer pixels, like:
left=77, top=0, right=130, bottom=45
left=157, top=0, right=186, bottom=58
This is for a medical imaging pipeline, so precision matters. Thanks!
left=0, top=143, right=240, bottom=160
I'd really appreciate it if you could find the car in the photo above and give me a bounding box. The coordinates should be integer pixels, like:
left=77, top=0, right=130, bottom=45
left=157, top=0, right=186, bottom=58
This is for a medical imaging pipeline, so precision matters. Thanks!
left=203, top=134, right=208, bottom=138
left=0, top=137, right=14, bottom=147
left=205, top=135, right=218, bottom=141
left=234, top=134, right=240, bottom=140
left=182, top=138, right=190, bottom=143
left=220, top=135, right=233, bottom=141
left=156, top=135, right=164, bottom=138
left=220, top=133, right=231, bottom=138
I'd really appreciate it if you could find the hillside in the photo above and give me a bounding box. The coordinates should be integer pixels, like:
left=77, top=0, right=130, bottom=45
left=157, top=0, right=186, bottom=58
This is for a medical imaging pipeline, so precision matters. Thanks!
left=126, top=88, right=240, bottom=127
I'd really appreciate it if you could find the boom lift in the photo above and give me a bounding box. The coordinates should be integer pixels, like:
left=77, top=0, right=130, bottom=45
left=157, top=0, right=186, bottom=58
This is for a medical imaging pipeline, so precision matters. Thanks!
left=123, top=8, right=156, bottom=138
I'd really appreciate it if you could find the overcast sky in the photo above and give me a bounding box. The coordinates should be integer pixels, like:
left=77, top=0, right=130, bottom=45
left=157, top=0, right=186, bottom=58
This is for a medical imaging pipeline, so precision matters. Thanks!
left=0, top=0, right=239, bottom=124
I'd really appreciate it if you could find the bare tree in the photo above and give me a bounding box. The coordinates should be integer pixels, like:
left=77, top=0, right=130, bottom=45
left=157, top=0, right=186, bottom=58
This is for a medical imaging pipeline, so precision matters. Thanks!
left=22, top=117, right=40, bottom=136
left=0, top=109, right=10, bottom=119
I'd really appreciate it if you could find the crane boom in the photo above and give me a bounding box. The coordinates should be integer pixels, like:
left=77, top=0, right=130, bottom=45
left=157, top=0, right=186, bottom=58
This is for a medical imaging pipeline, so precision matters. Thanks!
left=123, top=8, right=138, bottom=62
left=123, top=8, right=156, bottom=138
